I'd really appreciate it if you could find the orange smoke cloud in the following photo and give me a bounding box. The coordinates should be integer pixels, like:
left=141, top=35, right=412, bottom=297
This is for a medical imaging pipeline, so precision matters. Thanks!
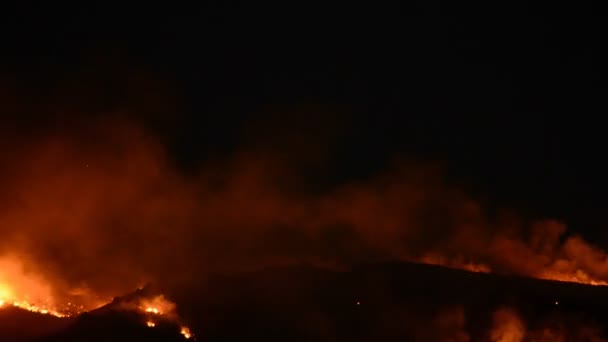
left=488, top=307, right=607, bottom=342
left=0, top=255, right=63, bottom=315
left=0, top=115, right=608, bottom=312
left=490, top=308, right=526, bottom=342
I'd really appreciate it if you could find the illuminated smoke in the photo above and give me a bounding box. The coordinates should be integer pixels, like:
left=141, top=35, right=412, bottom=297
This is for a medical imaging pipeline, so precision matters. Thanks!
left=139, top=295, right=176, bottom=316
left=486, top=307, right=607, bottom=342
left=0, top=116, right=608, bottom=316
left=0, top=255, right=77, bottom=316
left=490, top=308, right=525, bottom=342
left=432, top=306, right=470, bottom=342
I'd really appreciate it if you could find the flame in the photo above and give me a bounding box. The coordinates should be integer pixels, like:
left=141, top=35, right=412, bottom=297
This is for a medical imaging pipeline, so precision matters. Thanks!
left=537, top=269, right=608, bottom=286
left=180, top=326, right=192, bottom=339
left=0, top=256, right=85, bottom=317
left=421, top=253, right=492, bottom=275
left=422, top=258, right=608, bottom=286
left=490, top=308, right=526, bottom=342
left=136, top=294, right=194, bottom=339
left=0, top=255, right=196, bottom=342
left=9, top=300, right=67, bottom=317
left=145, top=307, right=161, bottom=314
left=138, top=295, right=176, bottom=316
left=419, top=251, right=608, bottom=287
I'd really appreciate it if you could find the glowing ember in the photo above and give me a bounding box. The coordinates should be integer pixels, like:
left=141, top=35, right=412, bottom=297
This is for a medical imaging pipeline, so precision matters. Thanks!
left=135, top=294, right=193, bottom=339
left=0, top=283, right=89, bottom=317
left=0, top=256, right=97, bottom=317
left=0, top=254, right=194, bottom=337
left=145, top=307, right=161, bottom=314
left=8, top=300, right=68, bottom=317
left=139, top=295, right=175, bottom=316
left=180, top=326, right=192, bottom=339
left=421, top=253, right=492, bottom=275
left=420, top=251, right=608, bottom=287
left=462, top=262, right=491, bottom=273
left=537, top=269, right=608, bottom=286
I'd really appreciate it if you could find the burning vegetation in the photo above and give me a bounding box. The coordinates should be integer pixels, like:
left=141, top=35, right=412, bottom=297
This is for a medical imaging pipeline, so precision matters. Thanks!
left=0, top=256, right=86, bottom=318
left=0, top=252, right=193, bottom=339
left=139, top=296, right=194, bottom=340
left=1, top=119, right=608, bottom=340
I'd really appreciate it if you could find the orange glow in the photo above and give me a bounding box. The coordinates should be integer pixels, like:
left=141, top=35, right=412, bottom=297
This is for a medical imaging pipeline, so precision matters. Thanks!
left=490, top=308, right=526, bottom=342
left=180, top=326, right=192, bottom=339
left=421, top=253, right=492, bottom=274
left=462, top=262, right=492, bottom=273
left=537, top=269, right=608, bottom=286
left=136, top=294, right=193, bottom=339
left=421, top=258, right=608, bottom=286
left=419, top=250, right=608, bottom=287
left=139, top=295, right=175, bottom=316
left=145, top=307, right=161, bottom=314
left=0, top=256, right=85, bottom=317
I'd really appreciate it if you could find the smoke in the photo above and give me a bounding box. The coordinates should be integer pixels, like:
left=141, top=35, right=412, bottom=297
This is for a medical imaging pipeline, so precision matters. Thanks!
left=1, top=115, right=608, bottom=307
left=0, top=256, right=54, bottom=306
left=431, top=306, right=471, bottom=342
left=489, top=308, right=525, bottom=342
left=487, top=307, right=607, bottom=342
left=364, top=303, right=607, bottom=341
left=0, top=56, right=606, bottom=309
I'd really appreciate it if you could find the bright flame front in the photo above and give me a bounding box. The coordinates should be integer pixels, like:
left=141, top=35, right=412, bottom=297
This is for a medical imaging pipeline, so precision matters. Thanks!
left=137, top=294, right=194, bottom=339
left=180, top=326, right=192, bottom=339
left=0, top=256, right=78, bottom=317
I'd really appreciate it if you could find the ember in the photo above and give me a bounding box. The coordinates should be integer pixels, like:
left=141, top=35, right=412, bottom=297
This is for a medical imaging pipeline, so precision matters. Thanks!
left=180, top=326, right=193, bottom=339
left=138, top=295, right=176, bottom=316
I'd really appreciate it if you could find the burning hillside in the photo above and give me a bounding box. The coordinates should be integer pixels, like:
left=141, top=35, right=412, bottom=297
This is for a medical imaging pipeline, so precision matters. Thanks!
left=0, top=256, right=89, bottom=318
left=0, top=2, right=604, bottom=340
left=4, top=261, right=608, bottom=341
left=143, top=262, right=608, bottom=341
left=0, top=120, right=607, bottom=340
left=85, top=286, right=193, bottom=340
left=0, top=283, right=193, bottom=341
left=0, top=119, right=606, bottom=325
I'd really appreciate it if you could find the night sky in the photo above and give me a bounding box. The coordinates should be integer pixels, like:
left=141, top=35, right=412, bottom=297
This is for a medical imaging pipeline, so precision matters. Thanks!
left=1, top=4, right=607, bottom=244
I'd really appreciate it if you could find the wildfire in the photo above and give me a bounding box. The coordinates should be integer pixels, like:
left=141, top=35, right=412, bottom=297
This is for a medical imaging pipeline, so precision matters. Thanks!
left=180, top=326, right=192, bottom=339
left=0, top=294, right=87, bottom=318
left=537, top=269, right=608, bottom=286
left=421, top=253, right=492, bottom=275
left=419, top=251, right=608, bottom=287
left=138, top=295, right=175, bottom=316
left=0, top=256, right=87, bottom=317
left=9, top=300, right=67, bottom=317
left=145, top=307, right=161, bottom=314
left=136, top=294, right=194, bottom=339
left=0, top=256, right=195, bottom=341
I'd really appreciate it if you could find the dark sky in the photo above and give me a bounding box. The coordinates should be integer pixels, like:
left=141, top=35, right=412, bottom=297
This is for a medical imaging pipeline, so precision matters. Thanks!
left=1, top=4, right=607, bottom=242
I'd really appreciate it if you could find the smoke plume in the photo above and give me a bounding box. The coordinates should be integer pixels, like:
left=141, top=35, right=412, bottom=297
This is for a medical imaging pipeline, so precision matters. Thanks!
left=1, top=114, right=608, bottom=308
